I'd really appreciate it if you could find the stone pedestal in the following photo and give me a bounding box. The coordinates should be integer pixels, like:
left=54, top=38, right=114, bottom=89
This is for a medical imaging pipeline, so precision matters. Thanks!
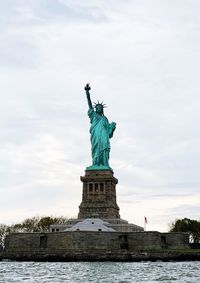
left=78, top=170, right=120, bottom=219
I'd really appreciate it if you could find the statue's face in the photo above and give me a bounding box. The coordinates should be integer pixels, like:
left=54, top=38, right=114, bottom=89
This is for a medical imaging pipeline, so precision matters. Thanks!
left=95, top=104, right=103, bottom=115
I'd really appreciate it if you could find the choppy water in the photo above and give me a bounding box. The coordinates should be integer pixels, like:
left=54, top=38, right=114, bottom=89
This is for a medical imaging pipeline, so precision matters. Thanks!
left=0, top=261, right=200, bottom=282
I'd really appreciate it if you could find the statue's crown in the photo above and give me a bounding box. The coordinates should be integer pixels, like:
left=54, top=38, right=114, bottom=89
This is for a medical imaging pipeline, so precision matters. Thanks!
left=94, top=101, right=107, bottom=108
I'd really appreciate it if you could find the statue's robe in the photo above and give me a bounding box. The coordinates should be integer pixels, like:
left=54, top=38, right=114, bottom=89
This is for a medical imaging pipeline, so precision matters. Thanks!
left=88, top=108, right=115, bottom=167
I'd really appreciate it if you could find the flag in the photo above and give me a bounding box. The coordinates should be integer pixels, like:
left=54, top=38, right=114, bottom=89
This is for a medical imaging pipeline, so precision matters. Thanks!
left=144, top=217, right=148, bottom=224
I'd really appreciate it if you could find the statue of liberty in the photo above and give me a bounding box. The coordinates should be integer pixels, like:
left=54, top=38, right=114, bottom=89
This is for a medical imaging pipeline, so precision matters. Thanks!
left=84, top=84, right=116, bottom=170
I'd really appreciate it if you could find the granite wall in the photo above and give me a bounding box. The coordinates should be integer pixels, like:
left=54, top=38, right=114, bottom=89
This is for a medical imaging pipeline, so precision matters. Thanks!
left=2, top=231, right=189, bottom=261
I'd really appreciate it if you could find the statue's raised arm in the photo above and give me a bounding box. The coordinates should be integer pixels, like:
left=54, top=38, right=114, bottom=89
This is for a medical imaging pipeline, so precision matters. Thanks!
left=84, top=83, right=93, bottom=110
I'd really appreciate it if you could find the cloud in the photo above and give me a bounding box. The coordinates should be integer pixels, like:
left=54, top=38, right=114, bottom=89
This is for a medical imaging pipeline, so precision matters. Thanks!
left=0, top=0, right=200, bottom=231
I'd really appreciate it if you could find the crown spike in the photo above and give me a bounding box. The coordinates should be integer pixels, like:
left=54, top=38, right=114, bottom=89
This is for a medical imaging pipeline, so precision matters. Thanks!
left=93, top=100, right=108, bottom=109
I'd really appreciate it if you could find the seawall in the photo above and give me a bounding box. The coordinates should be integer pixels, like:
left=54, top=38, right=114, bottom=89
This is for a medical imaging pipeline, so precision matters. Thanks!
left=0, top=230, right=197, bottom=262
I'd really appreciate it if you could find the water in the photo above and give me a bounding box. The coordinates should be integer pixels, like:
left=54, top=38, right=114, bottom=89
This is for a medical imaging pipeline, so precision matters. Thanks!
left=0, top=261, right=200, bottom=282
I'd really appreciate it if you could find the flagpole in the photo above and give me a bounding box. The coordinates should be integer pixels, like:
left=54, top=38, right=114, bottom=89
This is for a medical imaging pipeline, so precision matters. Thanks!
left=144, top=217, right=147, bottom=232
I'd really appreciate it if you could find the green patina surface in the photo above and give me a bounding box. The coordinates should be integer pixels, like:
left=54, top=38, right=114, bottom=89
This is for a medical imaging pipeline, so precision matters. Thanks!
left=86, top=165, right=112, bottom=171
left=84, top=84, right=116, bottom=171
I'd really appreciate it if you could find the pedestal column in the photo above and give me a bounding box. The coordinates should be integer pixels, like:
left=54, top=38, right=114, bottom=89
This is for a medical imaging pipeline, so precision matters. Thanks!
left=78, top=170, right=120, bottom=219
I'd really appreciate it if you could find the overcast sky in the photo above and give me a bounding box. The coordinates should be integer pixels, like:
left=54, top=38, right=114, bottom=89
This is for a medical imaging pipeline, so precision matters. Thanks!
left=0, top=0, right=200, bottom=231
